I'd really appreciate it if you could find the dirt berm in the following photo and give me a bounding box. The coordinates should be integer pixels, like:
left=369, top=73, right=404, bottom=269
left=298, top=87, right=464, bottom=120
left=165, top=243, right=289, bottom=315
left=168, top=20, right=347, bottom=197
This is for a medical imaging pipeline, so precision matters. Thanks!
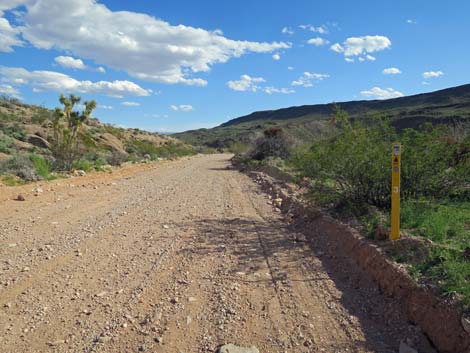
left=240, top=164, right=470, bottom=353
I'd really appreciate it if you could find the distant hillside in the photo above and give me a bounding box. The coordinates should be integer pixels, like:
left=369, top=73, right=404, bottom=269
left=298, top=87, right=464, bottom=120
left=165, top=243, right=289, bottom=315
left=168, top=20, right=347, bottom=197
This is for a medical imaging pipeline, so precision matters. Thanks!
left=175, top=84, right=470, bottom=148
left=0, top=97, right=193, bottom=169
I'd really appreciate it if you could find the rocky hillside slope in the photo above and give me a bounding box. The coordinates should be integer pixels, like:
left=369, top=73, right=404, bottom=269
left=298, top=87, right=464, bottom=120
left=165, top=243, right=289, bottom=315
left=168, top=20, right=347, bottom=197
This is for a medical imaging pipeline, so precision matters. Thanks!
left=0, top=97, right=193, bottom=171
left=175, top=83, right=470, bottom=149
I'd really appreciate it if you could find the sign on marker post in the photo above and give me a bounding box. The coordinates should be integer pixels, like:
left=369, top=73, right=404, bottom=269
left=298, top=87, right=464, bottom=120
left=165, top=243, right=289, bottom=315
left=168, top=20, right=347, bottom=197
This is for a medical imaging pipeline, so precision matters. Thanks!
left=390, top=143, right=401, bottom=240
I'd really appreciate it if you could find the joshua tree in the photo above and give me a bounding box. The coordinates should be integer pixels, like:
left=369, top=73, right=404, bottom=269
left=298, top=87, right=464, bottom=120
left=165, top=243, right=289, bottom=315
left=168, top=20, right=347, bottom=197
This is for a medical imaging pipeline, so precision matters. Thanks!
left=51, top=94, right=96, bottom=170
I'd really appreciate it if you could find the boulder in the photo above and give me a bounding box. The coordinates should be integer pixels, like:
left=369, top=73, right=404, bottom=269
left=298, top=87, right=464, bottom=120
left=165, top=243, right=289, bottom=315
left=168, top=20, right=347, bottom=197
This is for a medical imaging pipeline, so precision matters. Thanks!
left=27, top=134, right=50, bottom=149
left=99, top=133, right=126, bottom=154
left=462, top=314, right=470, bottom=333
left=13, top=139, right=34, bottom=151
left=74, top=170, right=86, bottom=177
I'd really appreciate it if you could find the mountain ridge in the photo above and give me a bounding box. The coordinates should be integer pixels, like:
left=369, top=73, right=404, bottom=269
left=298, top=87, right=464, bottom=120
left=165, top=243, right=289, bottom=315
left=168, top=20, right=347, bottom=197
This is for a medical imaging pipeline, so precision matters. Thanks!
left=222, top=83, right=470, bottom=126
left=175, top=83, right=470, bottom=148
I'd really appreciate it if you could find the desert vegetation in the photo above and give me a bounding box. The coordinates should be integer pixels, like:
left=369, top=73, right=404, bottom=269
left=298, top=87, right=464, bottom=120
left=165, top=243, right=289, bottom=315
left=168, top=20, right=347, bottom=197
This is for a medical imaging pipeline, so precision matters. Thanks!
left=236, top=106, right=470, bottom=308
left=175, top=83, right=470, bottom=149
left=0, top=95, right=196, bottom=185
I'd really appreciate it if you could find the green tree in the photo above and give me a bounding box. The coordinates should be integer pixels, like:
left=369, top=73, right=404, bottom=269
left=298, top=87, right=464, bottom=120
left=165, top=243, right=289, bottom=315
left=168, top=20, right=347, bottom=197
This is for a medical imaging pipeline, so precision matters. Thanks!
left=51, top=94, right=96, bottom=170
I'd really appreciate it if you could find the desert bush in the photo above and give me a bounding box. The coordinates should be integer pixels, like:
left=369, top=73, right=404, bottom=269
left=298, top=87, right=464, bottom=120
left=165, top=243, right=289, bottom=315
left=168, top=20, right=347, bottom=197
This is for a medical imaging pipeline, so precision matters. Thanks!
left=72, top=159, right=94, bottom=172
left=0, top=135, right=14, bottom=154
left=104, top=125, right=125, bottom=139
left=155, top=143, right=195, bottom=159
left=0, top=153, right=55, bottom=181
left=1, top=123, right=26, bottom=141
left=0, top=154, right=38, bottom=181
left=106, top=150, right=128, bottom=166
left=291, top=109, right=469, bottom=211
left=0, top=111, right=17, bottom=123
left=0, top=96, right=23, bottom=108
left=400, top=125, right=467, bottom=199
left=32, top=108, right=52, bottom=125
left=126, top=139, right=195, bottom=160
left=248, top=127, right=292, bottom=160
left=228, top=142, right=249, bottom=155
left=126, top=140, right=158, bottom=158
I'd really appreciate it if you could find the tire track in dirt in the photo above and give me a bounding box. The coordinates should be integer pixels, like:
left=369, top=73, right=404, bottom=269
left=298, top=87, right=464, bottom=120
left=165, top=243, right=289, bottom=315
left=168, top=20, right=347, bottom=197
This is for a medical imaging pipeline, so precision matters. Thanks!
left=0, top=155, right=434, bottom=353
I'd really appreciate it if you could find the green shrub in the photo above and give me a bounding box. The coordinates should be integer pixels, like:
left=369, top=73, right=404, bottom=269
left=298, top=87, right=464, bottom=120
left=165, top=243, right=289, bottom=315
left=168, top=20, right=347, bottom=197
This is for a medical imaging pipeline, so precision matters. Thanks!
left=291, top=110, right=469, bottom=211
left=402, top=201, right=469, bottom=244
left=0, top=135, right=14, bottom=154
left=0, top=154, right=38, bottom=181
left=228, top=142, right=249, bottom=155
left=104, top=125, right=125, bottom=139
left=72, top=159, right=94, bottom=172
left=291, top=115, right=393, bottom=209
left=29, top=154, right=54, bottom=180
left=126, top=140, right=158, bottom=158
left=2, top=123, right=26, bottom=141
left=0, top=111, right=17, bottom=123
left=1, top=174, right=25, bottom=186
left=31, top=108, right=52, bottom=125
left=94, top=156, right=107, bottom=168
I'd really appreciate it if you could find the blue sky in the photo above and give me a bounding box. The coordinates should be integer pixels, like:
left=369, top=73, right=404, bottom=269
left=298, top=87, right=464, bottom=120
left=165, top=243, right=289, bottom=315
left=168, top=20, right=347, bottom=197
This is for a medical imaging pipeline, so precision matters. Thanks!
left=0, top=0, right=469, bottom=132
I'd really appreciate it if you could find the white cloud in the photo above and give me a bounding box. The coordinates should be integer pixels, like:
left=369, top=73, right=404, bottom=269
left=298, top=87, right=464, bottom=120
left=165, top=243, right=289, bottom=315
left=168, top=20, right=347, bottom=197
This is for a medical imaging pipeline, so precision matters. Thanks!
left=0, top=17, right=23, bottom=52
left=330, top=35, right=391, bottom=57
left=345, top=57, right=354, bottom=63
left=121, top=101, right=140, bottom=106
left=145, top=113, right=168, bottom=118
left=272, top=53, right=281, bottom=60
left=226, top=75, right=294, bottom=94
left=365, top=54, right=376, bottom=61
left=170, top=104, right=193, bottom=111
left=383, top=67, right=402, bottom=75
left=227, top=74, right=265, bottom=92
left=55, top=56, right=107, bottom=73
left=0, top=83, right=21, bottom=98
left=264, top=86, right=295, bottom=94
left=1, top=0, right=290, bottom=86
left=360, top=87, right=404, bottom=100
left=422, top=71, right=443, bottom=79
left=330, top=43, right=343, bottom=53
left=287, top=66, right=294, bottom=71
left=299, top=24, right=328, bottom=34
left=54, top=56, right=87, bottom=70
left=291, top=72, right=329, bottom=87
left=98, top=104, right=113, bottom=110
left=307, top=37, right=329, bottom=46
left=281, top=27, right=294, bottom=35
left=0, top=66, right=151, bottom=98
left=406, top=19, right=417, bottom=24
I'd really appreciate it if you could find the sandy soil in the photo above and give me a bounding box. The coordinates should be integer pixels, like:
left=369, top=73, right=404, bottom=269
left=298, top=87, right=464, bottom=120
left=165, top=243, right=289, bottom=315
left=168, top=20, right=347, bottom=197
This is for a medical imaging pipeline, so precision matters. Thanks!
left=0, top=154, right=432, bottom=353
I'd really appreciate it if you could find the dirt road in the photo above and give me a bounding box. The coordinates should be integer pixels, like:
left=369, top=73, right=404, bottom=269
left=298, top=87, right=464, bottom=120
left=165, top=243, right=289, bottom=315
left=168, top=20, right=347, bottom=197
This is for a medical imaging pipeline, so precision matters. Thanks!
left=0, top=154, right=432, bottom=353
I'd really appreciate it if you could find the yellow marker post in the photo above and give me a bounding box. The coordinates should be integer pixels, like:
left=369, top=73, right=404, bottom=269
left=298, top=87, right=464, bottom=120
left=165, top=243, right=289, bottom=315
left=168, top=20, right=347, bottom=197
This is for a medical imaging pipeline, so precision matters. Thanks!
left=390, top=143, right=401, bottom=240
